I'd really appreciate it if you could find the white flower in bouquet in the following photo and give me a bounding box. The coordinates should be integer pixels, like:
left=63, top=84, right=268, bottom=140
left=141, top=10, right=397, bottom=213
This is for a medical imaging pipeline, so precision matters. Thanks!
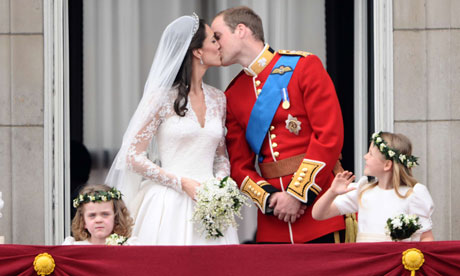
left=391, top=217, right=402, bottom=229
left=192, top=176, right=249, bottom=239
left=105, top=233, right=128, bottom=245
left=385, top=214, right=421, bottom=241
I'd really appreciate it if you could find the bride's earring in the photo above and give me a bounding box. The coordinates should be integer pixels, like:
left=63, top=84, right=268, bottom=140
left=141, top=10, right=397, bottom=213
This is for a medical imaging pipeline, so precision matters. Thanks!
left=200, top=57, right=204, bottom=65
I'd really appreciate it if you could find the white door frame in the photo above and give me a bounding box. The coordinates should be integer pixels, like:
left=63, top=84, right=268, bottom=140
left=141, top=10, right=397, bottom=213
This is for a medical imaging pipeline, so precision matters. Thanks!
left=354, top=0, right=368, bottom=178
left=354, top=0, right=394, bottom=177
left=43, top=0, right=394, bottom=244
left=373, top=0, right=394, bottom=133
left=44, top=0, right=71, bottom=245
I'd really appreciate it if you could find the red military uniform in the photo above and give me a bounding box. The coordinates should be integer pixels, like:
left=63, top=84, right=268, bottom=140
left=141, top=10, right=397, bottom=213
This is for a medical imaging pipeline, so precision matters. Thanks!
left=225, top=45, right=345, bottom=243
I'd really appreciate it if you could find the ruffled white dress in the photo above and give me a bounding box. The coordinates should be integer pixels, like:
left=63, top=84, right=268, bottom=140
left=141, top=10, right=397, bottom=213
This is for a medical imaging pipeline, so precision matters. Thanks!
left=126, top=84, right=239, bottom=245
left=62, top=236, right=139, bottom=245
left=334, top=176, right=434, bottom=242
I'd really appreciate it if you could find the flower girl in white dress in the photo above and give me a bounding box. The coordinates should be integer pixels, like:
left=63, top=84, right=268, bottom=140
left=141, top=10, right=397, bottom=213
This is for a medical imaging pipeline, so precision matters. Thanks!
left=312, top=132, right=434, bottom=242
left=63, top=184, right=137, bottom=245
left=106, top=14, right=238, bottom=245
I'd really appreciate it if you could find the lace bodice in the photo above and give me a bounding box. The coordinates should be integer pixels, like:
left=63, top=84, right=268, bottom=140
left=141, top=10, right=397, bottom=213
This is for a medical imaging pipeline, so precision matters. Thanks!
left=126, top=83, right=230, bottom=192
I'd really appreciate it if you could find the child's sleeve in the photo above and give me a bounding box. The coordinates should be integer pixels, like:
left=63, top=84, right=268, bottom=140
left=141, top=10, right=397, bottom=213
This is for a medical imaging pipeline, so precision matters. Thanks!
left=333, top=176, right=367, bottom=215
left=410, top=184, right=434, bottom=233
left=62, top=236, right=76, bottom=245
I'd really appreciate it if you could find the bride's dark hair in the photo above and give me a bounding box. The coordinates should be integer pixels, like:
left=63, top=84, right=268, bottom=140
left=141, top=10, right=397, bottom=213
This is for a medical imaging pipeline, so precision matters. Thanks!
left=173, top=19, right=206, bottom=117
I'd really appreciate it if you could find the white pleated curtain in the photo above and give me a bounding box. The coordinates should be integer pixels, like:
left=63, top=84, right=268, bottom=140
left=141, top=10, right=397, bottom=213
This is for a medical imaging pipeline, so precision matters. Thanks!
left=83, top=0, right=325, bottom=243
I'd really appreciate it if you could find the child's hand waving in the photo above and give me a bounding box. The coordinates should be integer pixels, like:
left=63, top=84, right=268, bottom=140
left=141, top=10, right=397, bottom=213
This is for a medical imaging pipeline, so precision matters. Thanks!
left=330, top=171, right=356, bottom=196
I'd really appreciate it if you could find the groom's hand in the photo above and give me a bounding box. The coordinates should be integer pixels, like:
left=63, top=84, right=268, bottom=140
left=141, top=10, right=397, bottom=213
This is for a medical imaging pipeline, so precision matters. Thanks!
left=269, top=192, right=303, bottom=223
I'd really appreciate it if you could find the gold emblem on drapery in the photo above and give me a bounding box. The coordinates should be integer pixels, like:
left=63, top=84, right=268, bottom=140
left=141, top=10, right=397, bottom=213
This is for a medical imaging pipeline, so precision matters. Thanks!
left=33, top=252, right=55, bottom=276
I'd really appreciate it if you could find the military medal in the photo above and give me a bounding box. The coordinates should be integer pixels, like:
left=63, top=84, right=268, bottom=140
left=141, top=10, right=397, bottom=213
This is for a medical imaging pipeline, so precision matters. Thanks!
left=281, top=88, right=290, bottom=110
left=285, top=114, right=301, bottom=135
left=282, top=101, right=290, bottom=109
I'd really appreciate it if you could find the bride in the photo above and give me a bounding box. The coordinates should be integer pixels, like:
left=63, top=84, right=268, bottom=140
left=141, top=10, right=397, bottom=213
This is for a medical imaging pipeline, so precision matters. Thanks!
left=106, top=14, right=239, bottom=245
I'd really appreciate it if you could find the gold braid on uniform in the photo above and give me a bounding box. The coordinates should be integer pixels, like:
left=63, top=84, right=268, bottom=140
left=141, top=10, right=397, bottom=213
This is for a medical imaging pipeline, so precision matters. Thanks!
left=286, top=159, right=325, bottom=204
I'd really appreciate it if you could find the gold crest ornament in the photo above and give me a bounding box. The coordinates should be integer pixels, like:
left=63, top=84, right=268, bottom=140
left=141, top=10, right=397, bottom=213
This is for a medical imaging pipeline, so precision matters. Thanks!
left=402, top=248, right=424, bottom=276
left=33, top=253, right=55, bottom=276
left=285, top=114, right=301, bottom=135
left=272, top=65, right=293, bottom=75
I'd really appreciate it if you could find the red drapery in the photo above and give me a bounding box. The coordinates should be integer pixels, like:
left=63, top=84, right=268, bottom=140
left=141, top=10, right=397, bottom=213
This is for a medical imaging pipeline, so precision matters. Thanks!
left=1, top=241, right=459, bottom=275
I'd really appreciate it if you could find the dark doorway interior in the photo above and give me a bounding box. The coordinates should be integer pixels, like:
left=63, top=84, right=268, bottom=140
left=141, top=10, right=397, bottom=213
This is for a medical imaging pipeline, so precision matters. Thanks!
left=68, top=0, right=88, bottom=221
left=367, top=0, right=374, bottom=137
left=326, top=0, right=355, bottom=172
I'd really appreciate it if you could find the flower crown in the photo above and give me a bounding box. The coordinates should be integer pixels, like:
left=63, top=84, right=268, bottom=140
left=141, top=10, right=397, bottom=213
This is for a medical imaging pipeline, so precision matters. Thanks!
left=371, top=132, right=419, bottom=169
left=73, top=187, right=122, bottom=208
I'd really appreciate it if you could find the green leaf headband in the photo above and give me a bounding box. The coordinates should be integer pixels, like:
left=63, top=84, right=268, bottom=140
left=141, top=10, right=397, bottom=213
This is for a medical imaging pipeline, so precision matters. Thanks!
left=73, top=187, right=122, bottom=208
left=371, top=132, right=419, bottom=169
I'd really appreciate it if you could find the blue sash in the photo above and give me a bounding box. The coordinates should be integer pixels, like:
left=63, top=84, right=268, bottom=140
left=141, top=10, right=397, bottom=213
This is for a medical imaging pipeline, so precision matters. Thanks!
left=245, top=55, right=300, bottom=159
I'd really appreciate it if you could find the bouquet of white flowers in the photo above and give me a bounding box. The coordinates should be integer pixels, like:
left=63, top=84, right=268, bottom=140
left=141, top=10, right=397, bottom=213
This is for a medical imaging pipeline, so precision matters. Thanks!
left=192, top=176, right=248, bottom=239
left=105, top=233, right=128, bottom=245
left=385, top=214, right=422, bottom=241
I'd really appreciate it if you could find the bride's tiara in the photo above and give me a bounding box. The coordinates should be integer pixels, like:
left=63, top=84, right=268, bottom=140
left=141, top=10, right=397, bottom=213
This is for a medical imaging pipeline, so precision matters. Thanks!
left=192, top=12, right=199, bottom=35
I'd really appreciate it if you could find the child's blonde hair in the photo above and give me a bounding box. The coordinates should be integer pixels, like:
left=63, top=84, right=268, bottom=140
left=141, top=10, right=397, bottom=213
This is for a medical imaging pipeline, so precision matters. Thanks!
left=359, top=132, right=418, bottom=202
left=71, top=184, right=134, bottom=241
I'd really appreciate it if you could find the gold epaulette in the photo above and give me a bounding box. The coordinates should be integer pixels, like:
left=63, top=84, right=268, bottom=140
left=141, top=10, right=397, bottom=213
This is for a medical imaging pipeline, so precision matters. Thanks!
left=278, top=49, right=312, bottom=57
left=240, top=177, right=270, bottom=214
left=286, top=159, right=325, bottom=203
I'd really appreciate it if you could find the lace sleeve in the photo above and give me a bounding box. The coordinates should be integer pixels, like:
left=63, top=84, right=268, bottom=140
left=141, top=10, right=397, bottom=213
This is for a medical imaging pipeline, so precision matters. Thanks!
left=213, top=90, right=230, bottom=179
left=126, top=111, right=182, bottom=192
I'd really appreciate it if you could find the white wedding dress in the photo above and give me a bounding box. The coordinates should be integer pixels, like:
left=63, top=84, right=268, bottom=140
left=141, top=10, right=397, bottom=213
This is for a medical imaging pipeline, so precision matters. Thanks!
left=126, top=83, right=239, bottom=245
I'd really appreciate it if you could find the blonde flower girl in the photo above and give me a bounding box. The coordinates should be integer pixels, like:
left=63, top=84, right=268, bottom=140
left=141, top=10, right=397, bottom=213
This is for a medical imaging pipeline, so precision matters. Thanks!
left=312, top=132, right=434, bottom=242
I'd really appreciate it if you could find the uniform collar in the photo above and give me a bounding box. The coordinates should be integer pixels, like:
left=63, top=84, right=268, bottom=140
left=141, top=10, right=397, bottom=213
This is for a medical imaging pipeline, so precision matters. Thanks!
left=243, top=44, right=275, bottom=77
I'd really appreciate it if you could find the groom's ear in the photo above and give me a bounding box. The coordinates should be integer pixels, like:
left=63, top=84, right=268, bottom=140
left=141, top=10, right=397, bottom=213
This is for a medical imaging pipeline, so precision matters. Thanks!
left=235, top=23, right=248, bottom=38
left=192, top=49, right=203, bottom=59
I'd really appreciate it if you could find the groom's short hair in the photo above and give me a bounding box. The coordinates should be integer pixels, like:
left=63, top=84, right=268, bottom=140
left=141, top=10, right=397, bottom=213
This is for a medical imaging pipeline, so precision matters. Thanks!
left=216, top=6, right=264, bottom=43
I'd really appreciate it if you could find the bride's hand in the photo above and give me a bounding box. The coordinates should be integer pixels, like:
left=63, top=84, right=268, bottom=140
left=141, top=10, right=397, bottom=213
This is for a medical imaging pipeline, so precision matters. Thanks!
left=181, top=177, right=201, bottom=200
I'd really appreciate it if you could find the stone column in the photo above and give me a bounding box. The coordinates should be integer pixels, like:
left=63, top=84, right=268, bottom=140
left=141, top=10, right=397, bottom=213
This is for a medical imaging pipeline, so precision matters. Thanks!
left=0, top=0, right=45, bottom=244
left=393, top=0, right=460, bottom=241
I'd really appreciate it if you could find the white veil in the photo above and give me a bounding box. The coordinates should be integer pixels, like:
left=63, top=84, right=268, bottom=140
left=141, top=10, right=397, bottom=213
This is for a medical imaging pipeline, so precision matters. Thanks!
left=105, top=14, right=200, bottom=204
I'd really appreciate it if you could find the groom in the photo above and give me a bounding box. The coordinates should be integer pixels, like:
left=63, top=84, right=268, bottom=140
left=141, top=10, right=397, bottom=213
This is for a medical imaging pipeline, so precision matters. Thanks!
left=212, top=6, right=345, bottom=243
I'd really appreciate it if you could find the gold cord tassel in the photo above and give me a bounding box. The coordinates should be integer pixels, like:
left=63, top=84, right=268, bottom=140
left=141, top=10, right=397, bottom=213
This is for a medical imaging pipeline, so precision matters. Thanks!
left=344, top=213, right=358, bottom=243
